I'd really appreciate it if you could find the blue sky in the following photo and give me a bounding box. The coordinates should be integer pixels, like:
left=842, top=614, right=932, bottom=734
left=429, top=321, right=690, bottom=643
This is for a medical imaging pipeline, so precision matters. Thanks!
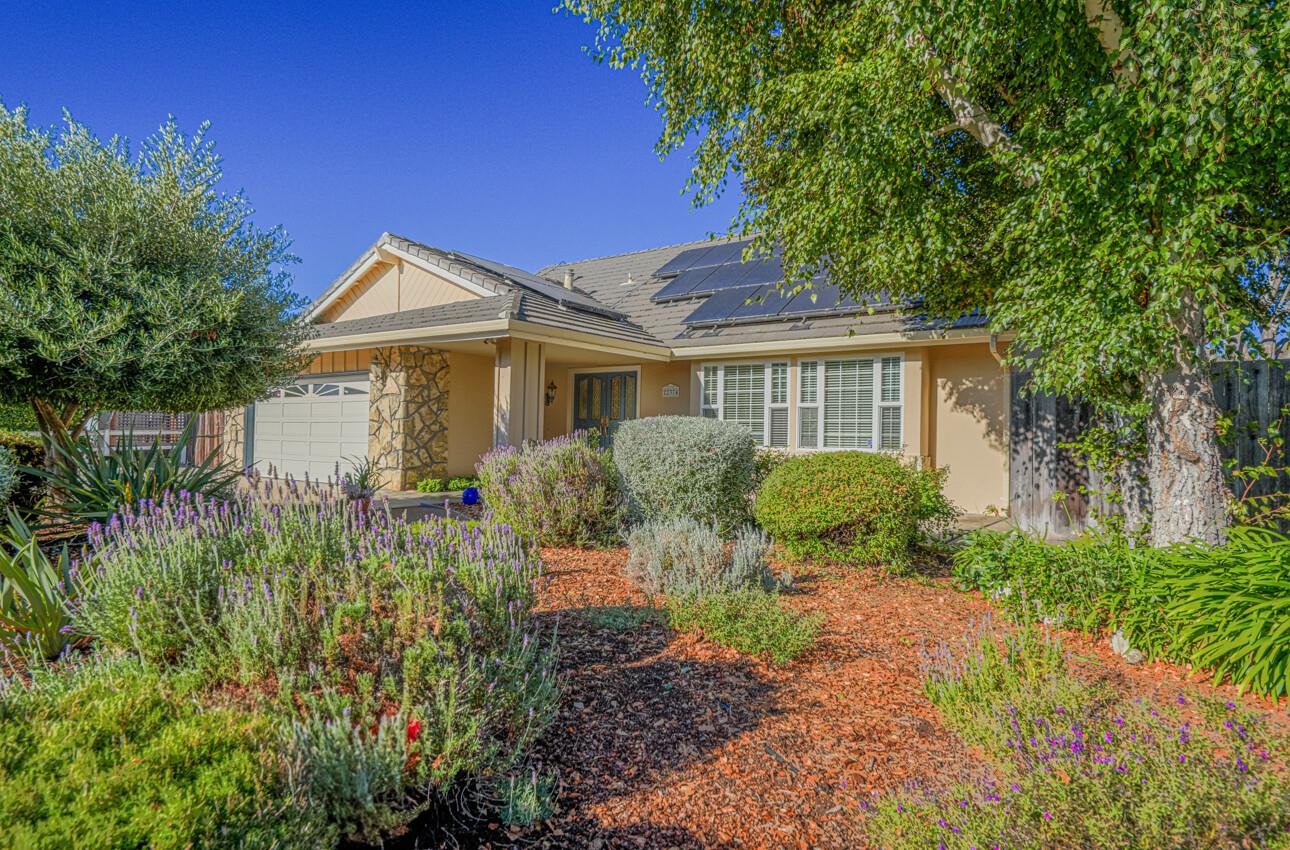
left=2, top=1, right=741, bottom=299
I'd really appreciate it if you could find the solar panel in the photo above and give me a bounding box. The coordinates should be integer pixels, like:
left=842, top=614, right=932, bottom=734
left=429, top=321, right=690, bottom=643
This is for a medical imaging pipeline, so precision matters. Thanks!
left=654, top=245, right=721, bottom=278
left=729, top=285, right=795, bottom=320
left=680, top=285, right=763, bottom=324
left=779, top=282, right=842, bottom=317
left=652, top=239, right=755, bottom=277
left=652, top=266, right=719, bottom=301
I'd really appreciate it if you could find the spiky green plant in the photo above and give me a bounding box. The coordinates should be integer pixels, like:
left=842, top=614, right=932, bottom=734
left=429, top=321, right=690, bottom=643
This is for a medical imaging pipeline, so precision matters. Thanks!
left=0, top=509, right=75, bottom=659
left=24, top=418, right=237, bottom=528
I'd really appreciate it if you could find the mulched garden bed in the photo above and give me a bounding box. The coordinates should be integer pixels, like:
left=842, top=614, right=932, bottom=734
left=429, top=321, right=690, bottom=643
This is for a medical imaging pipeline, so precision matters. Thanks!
left=390, top=547, right=1290, bottom=850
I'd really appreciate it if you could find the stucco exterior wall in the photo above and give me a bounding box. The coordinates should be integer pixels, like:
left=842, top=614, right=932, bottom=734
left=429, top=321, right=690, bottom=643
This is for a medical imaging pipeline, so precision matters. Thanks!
left=926, top=343, right=1010, bottom=514
left=321, top=261, right=478, bottom=323
left=542, top=361, right=691, bottom=441
left=446, top=351, right=494, bottom=477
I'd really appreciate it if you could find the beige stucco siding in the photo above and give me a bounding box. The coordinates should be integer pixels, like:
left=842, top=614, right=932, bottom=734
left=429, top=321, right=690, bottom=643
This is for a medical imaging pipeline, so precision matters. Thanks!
left=926, top=343, right=1009, bottom=514
left=321, top=261, right=479, bottom=323
left=446, top=352, right=494, bottom=477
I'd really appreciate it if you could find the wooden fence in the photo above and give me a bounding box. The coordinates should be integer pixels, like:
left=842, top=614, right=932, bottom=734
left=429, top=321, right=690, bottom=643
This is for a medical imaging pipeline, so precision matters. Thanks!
left=1009, top=360, right=1290, bottom=535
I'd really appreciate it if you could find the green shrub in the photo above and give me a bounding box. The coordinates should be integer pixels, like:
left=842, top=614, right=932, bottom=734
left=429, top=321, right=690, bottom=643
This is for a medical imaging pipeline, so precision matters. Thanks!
left=869, top=620, right=1290, bottom=850
left=0, top=446, right=16, bottom=507
left=0, top=403, right=37, bottom=432
left=0, top=659, right=333, bottom=850
left=0, top=429, right=44, bottom=509
left=625, top=517, right=773, bottom=596
left=666, top=590, right=821, bottom=666
left=418, top=476, right=477, bottom=493
left=954, top=527, right=1290, bottom=699
left=952, top=529, right=1149, bottom=631
left=754, top=451, right=955, bottom=569
left=613, top=416, right=757, bottom=535
left=477, top=431, right=623, bottom=546
left=579, top=604, right=661, bottom=631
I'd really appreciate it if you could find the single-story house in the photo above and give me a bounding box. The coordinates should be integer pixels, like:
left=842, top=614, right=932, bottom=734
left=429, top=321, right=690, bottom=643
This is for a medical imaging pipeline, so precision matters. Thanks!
left=221, top=232, right=1011, bottom=514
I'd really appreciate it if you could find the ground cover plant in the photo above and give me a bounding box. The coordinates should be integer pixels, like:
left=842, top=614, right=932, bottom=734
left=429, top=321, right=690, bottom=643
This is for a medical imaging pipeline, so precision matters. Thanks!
left=755, top=451, right=954, bottom=571
left=0, top=481, right=558, bottom=847
left=867, top=621, right=1290, bottom=849
left=955, top=527, right=1290, bottom=699
left=613, top=416, right=757, bottom=535
left=625, top=517, right=819, bottom=665
left=0, top=659, right=332, bottom=850
left=477, top=430, right=622, bottom=546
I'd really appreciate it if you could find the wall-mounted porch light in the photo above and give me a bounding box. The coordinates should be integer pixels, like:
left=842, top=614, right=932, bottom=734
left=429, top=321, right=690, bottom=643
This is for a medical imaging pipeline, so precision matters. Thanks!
left=544, top=380, right=558, bottom=407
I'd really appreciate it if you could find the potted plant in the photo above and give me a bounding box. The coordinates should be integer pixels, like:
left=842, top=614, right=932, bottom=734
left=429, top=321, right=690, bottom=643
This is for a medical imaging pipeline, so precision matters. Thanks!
left=341, top=456, right=379, bottom=514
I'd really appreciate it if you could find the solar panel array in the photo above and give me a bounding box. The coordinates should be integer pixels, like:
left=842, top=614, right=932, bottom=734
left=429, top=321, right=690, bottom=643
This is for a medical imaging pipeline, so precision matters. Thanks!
left=652, top=239, right=896, bottom=327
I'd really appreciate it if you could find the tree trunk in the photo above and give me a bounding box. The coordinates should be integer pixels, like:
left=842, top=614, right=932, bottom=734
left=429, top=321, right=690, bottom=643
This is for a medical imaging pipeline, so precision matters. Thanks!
left=30, top=399, right=85, bottom=472
left=1142, top=307, right=1229, bottom=546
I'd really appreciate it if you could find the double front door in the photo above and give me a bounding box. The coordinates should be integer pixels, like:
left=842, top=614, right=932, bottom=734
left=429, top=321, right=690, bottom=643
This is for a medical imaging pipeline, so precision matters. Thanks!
left=572, top=371, right=637, bottom=445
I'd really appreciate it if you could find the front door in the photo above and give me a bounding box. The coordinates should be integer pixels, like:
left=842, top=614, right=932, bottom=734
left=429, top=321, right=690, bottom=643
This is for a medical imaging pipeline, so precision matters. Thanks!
left=572, top=371, right=638, bottom=445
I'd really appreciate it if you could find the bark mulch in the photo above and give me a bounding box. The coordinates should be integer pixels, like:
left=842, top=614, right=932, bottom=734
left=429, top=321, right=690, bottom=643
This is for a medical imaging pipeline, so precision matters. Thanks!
left=456, top=548, right=1287, bottom=850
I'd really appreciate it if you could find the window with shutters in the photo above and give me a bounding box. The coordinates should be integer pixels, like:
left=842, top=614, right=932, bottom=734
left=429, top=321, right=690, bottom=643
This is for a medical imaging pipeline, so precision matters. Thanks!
left=795, top=355, right=903, bottom=452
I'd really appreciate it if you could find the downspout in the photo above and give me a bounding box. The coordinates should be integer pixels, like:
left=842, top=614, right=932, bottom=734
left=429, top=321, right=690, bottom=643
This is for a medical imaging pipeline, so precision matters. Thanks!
left=988, top=333, right=1006, bottom=368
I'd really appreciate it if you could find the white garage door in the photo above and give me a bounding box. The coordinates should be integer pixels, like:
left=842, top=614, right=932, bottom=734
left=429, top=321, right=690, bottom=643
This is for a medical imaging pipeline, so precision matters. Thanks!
left=251, top=377, right=369, bottom=481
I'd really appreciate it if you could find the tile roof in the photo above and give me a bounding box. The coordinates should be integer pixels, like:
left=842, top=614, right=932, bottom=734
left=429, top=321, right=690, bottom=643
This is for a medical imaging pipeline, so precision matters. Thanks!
left=310, top=233, right=987, bottom=354
left=539, top=238, right=985, bottom=349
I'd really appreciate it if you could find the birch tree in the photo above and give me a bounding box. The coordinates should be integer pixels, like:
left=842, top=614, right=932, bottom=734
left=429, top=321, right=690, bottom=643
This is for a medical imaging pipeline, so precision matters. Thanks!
left=563, top=0, right=1289, bottom=546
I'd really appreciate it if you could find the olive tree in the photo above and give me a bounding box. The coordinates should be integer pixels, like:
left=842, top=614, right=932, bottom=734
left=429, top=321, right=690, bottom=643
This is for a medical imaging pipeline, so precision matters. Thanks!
left=562, top=0, right=1289, bottom=546
left=0, top=105, right=310, bottom=452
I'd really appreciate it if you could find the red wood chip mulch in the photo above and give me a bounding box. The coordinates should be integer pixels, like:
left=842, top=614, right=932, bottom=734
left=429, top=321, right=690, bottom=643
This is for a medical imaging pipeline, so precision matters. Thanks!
left=458, top=548, right=1287, bottom=850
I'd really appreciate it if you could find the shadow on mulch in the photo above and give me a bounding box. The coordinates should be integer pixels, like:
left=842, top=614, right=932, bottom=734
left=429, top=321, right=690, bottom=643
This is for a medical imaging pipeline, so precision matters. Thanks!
left=379, top=614, right=778, bottom=849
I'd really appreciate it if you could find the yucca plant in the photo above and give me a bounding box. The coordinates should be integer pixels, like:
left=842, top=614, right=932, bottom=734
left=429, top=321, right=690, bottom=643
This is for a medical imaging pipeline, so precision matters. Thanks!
left=23, top=418, right=238, bottom=528
left=0, top=509, right=75, bottom=660
left=1144, top=527, right=1290, bottom=699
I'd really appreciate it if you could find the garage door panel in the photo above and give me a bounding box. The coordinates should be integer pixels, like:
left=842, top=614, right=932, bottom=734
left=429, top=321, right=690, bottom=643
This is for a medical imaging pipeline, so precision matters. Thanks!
left=252, top=378, right=371, bottom=480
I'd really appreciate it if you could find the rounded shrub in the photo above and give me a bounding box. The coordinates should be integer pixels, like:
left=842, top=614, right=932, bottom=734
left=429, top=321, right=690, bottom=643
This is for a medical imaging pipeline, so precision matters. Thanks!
left=0, top=445, right=17, bottom=507
left=754, top=451, right=954, bottom=569
left=476, top=431, right=623, bottom=546
left=612, top=416, right=757, bottom=535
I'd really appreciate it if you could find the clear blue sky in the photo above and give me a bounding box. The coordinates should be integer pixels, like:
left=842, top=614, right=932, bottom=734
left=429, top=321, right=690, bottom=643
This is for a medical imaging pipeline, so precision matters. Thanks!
left=2, top=1, right=740, bottom=300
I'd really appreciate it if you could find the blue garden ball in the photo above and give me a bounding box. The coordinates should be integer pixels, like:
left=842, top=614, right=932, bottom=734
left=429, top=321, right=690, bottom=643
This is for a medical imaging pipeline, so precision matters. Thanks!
left=461, top=486, right=481, bottom=506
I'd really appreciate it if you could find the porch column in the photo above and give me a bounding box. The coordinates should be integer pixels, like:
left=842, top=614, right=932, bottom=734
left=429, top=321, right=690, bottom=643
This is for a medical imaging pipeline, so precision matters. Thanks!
left=903, top=351, right=928, bottom=467
left=369, top=345, right=451, bottom=490
left=493, top=339, right=545, bottom=448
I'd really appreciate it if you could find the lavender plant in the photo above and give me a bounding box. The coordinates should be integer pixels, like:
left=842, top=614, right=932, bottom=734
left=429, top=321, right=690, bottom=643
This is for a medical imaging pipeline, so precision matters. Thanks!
left=64, top=480, right=559, bottom=843
left=869, top=621, right=1290, bottom=849
left=476, top=431, right=623, bottom=546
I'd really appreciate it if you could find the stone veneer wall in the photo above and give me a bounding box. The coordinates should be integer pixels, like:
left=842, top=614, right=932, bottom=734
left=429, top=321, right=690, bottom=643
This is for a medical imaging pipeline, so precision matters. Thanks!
left=369, top=346, right=450, bottom=490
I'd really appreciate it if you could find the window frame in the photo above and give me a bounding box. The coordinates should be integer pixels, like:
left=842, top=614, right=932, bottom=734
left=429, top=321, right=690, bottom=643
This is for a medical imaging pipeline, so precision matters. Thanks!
left=794, top=354, right=905, bottom=453
left=698, top=360, right=792, bottom=447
